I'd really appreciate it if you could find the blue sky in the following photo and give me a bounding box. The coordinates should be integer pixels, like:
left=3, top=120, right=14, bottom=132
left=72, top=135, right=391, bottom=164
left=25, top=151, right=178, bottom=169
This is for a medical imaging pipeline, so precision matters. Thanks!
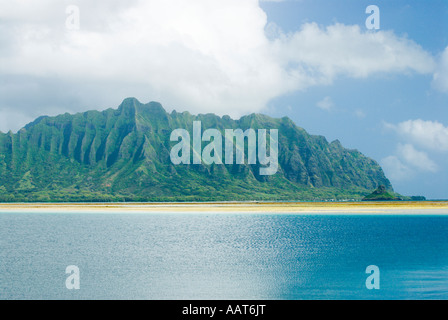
left=0, top=0, right=447, bottom=198
left=258, top=0, right=448, bottom=198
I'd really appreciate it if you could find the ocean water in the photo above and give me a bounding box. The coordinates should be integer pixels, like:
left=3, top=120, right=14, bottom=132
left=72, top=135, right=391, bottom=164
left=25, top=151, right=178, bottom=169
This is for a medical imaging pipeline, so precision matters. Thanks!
left=0, top=212, right=447, bottom=300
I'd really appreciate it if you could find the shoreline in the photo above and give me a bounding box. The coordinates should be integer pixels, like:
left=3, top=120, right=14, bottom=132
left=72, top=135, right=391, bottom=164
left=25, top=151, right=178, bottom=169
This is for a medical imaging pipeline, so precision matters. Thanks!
left=0, top=201, right=448, bottom=214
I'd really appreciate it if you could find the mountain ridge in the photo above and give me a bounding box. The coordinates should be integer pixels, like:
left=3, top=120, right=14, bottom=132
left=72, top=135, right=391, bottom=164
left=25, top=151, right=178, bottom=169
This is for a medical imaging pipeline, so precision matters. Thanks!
left=0, top=98, right=393, bottom=202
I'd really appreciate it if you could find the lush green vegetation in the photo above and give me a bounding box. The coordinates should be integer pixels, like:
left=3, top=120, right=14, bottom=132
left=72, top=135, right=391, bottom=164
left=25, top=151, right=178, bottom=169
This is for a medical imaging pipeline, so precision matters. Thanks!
left=362, top=185, right=400, bottom=201
left=0, top=98, right=394, bottom=202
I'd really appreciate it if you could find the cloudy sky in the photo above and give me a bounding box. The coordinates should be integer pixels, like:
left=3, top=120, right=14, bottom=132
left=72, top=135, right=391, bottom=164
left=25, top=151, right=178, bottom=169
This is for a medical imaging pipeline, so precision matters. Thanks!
left=0, top=0, right=447, bottom=198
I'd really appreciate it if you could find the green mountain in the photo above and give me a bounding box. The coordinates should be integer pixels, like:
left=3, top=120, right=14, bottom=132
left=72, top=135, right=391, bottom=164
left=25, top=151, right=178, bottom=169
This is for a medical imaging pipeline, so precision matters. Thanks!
left=0, top=98, right=393, bottom=202
left=362, top=185, right=400, bottom=201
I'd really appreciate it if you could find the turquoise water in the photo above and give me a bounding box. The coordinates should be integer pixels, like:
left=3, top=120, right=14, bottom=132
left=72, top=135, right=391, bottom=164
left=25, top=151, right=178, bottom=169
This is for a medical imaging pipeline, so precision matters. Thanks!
left=0, top=213, right=447, bottom=300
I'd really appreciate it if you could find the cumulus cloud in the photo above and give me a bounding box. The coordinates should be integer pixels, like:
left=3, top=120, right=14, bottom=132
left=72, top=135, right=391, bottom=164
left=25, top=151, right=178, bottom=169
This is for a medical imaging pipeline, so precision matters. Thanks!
left=396, top=143, right=437, bottom=172
left=433, top=46, right=448, bottom=92
left=0, top=0, right=438, bottom=132
left=381, top=156, right=413, bottom=181
left=271, top=23, right=435, bottom=83
left=385, top=119, right=448, bottom=152
left=316, top=96, right=333, bottom=111
left=381, top=143, right=437, bottom=182
left=382, top=120, right=447, bottom=181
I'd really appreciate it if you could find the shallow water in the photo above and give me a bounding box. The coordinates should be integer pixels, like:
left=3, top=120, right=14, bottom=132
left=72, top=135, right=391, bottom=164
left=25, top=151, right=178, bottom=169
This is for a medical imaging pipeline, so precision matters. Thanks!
left=0, top=212, right=447, bottom=299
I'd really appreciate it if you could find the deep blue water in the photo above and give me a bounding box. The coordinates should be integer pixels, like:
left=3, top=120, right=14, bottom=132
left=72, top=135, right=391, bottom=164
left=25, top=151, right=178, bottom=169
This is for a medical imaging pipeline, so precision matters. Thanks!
left=0, top=212, right=447, bottom=300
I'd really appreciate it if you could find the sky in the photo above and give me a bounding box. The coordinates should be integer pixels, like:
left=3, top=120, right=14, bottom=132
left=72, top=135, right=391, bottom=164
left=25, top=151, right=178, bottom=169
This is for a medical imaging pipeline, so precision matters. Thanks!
left=0, top=0, right=447, bottom=198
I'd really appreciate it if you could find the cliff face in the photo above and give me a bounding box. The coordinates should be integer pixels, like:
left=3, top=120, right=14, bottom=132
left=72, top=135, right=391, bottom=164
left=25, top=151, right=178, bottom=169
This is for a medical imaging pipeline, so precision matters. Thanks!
left=0, top=98, right=392, bottom=202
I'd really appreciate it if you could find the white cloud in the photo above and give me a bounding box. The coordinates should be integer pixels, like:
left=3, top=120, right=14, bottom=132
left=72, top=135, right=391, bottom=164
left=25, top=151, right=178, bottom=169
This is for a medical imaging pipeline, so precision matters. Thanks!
left=316, top=96, right=333, bottom=111
left=382, top=120, right=447, bottom=182
left=381, top=156, right=413, bottom=181
left=385, top=119, right=448, bottom=152
left=433, top=46, right=448, bottom=92
left=0, top=0, right=438, bottom=132
left=354, top=109, right=366, bottom=119
left=271, top=23, right=435, bottom=83
left=396, top=144, right=437, bottom=172
left=381, top=143, right=437, bottom=182
left=0, top=0, right=289, bottom=129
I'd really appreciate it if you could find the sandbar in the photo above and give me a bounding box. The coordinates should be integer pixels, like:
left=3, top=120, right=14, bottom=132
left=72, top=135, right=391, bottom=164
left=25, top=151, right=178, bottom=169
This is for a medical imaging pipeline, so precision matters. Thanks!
left=0, top=201, right=447, bottom=214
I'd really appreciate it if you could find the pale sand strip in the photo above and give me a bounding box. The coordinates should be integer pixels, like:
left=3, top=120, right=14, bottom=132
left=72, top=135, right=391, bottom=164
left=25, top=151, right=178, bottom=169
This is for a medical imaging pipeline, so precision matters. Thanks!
left=0, top=201, right=447, bottom=214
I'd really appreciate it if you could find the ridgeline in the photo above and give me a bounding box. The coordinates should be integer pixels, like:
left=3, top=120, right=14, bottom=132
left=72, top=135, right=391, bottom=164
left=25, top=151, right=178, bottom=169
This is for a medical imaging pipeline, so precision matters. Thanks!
left=0, top=98, right=393, bottom=202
